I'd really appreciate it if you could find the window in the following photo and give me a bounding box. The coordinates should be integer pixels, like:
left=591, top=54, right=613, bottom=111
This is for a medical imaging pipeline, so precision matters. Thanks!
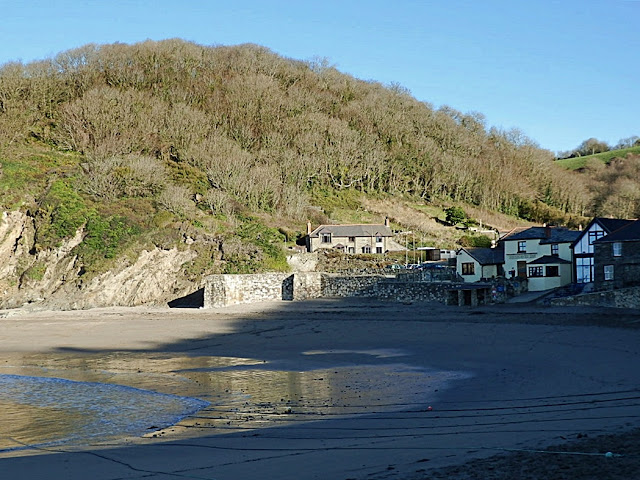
left=375, top=236, right=383, bottom=243
left=551, top=244, right=559, bottom=256
left=528, top=266, right=543, bottom=277
left=518, top=241, right=527, bottom=253
left=376, top=246, right=383, bottom=254
left=362, top=246, right=371, bottom=254
left=461, top=263, right=475, bottom=275
left=576, top=257, right=594, bottom=283
left=604, top=265, right=614, bottom=281
left=546, top=265, right=559, bottom=277
left=348, top=247, right=355, bottom=254
left=321, top=233, right=331, bottom=243
left=348, top=236, right=356, bottom=242
left=588, top=230, right=605, bottom=245
left=613, top=242, right=622, bottom=257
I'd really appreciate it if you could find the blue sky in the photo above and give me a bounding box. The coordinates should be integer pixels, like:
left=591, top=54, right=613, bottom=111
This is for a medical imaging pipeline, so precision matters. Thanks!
left=0, top=0, right=637, bottom=154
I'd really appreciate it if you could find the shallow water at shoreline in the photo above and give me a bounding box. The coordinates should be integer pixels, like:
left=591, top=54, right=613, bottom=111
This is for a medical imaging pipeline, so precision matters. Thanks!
left=0, top=374, right=208, bottom=452
left=0, top=351, right=470, bottom=456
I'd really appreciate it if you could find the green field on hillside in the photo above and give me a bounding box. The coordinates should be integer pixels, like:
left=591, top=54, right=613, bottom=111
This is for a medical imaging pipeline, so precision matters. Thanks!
left=555, top=146, right=640, bottom=170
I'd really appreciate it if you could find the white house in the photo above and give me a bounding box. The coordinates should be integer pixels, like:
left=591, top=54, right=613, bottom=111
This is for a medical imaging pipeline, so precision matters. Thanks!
left=525, top=255, right=573, bottom=291
left=456, top=245, right=504, bottom=282
left=500, top=226, right=580, bottom=291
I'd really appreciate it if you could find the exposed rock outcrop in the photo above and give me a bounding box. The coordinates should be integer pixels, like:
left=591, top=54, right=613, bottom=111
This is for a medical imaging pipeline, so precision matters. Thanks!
left=0, top=210, right=212, bottom=310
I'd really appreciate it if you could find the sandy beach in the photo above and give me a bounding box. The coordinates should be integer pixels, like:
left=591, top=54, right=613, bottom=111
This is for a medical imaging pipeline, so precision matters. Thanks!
left=1, top=298, right=640, bottom=479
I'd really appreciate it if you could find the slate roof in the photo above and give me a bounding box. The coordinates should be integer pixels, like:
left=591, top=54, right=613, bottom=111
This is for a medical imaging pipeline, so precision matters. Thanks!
left=539, top=229, right=581, bottom=244
left=528, top=255, right=572, bottom=265
left=597, top=217, right=636, bottom=234
left=501, top=226, right=580, bottom=244
left=594, top=219, right=640, bottom=243
left=461, top=245, right=504, bottom=265
left=309, top=224, right=393, bottom=238
left=570, top=217, right=635, bottom=248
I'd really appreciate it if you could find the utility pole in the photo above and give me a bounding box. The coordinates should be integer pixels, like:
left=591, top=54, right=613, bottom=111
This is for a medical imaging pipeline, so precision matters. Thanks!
left=399, top=231, right=412, bottom=266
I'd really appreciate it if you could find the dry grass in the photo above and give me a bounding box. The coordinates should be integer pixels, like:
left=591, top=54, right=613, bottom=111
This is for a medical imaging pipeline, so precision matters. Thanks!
left=361, top=197, right=533, bottom=248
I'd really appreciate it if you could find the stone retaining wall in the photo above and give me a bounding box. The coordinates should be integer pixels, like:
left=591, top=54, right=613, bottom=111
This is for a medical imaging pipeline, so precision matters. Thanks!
left=320, top=275, right=388, bottom=297
left=204, top=272, right=458, bottom=308
left=550, top=286, right=640, bottom=309
left=366, top=281, right=458, bottom=303
left=292, top=272, right=323, bottom=300
left=204, top=273, right=294, bottom=308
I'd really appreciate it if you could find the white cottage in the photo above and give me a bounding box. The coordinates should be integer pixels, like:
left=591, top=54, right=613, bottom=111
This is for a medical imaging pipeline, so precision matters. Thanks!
left=456, top=245, right=504, bottom=282
left=501, top=226, right=580, bottom=291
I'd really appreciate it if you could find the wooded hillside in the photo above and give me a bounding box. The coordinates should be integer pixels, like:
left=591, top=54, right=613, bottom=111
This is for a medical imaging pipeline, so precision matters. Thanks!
left=0, top=39, right=617, bottom=285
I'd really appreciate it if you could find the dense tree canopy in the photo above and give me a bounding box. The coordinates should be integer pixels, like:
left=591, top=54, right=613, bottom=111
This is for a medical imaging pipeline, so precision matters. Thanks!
left=0, top=40, right=605, bottom=225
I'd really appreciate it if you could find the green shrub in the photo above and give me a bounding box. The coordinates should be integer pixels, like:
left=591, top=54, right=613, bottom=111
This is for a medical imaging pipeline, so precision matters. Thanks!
left=181, top=243, right=221, bottom=280
left=21, top=262, right=47, bottom=282
left=222, top=219, right=288, bottom=273
left=444, top=206, right=467, bottom=225
left=78, top=215, right=141, bottom=261
left=35, top=180, right=89, bottom=249
left=459, top=235, right=492, bottom=248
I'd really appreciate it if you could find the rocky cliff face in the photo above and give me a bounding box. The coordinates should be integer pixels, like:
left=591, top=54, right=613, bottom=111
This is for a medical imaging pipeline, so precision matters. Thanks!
left=0, top=210, right=207, bottom=310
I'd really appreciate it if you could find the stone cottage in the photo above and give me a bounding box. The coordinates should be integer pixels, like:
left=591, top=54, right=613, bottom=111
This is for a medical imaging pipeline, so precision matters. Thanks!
left=306, top=219, right=396, bottom=254
left=593, top=219, right=640, bottom=290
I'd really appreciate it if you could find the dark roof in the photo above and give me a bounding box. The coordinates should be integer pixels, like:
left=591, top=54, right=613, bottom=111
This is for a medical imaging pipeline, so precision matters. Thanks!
left=460, top=245, right=504, bottom=265
left=570, top=217, right=636, bottom=248
left=501, top=226, right=580, bottom=244
left=309, top=224, right=393, bottom=238
left=597, top=217, right=636, bottom=233
left=595, top=219, right=640, bottom=243
left=528, top=255, right=572, bottom=265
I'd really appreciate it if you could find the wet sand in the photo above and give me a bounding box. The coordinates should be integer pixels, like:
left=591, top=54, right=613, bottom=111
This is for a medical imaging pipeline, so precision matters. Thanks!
left=1, top=298, right=640, bottom=479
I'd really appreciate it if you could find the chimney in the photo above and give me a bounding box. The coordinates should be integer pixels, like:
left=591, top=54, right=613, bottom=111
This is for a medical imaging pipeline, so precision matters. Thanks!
left=384, top=217, right=390, bottom=227
left=307, top=221, right=312, bottom=235
left=545, top=225, right=552, bottom=239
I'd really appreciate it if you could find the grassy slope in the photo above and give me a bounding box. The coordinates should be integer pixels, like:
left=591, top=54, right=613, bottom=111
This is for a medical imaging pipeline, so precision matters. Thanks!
left=555, top=146, right=640, bottom=170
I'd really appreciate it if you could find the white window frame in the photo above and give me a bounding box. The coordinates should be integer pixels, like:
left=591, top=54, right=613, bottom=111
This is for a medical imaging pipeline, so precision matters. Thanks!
left=528, top=266, right=543, bottom=277
left=321, top=233, right=331, bottom=244
left=613, top=242, right=622, bottom=257
left=604, top=265, right=614, bottom=281
left=517, top=241, right=527, bottom=253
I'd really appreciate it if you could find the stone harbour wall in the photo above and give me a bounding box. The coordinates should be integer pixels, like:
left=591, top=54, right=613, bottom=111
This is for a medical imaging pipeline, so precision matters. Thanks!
left=292, top=272, right=323, bottom=300
left=320, top=275, right=387, bottom=297
left=204, top=273, right=294, bottom=308
left=371, top=281, right=459, bottom=303
left=550, top=285, right=640, bottom=309
left=204, top=272, right=459, bottom=308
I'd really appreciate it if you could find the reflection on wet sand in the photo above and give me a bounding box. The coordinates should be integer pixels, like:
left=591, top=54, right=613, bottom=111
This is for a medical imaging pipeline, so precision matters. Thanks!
left=0, top=351, right=468, bottom=455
